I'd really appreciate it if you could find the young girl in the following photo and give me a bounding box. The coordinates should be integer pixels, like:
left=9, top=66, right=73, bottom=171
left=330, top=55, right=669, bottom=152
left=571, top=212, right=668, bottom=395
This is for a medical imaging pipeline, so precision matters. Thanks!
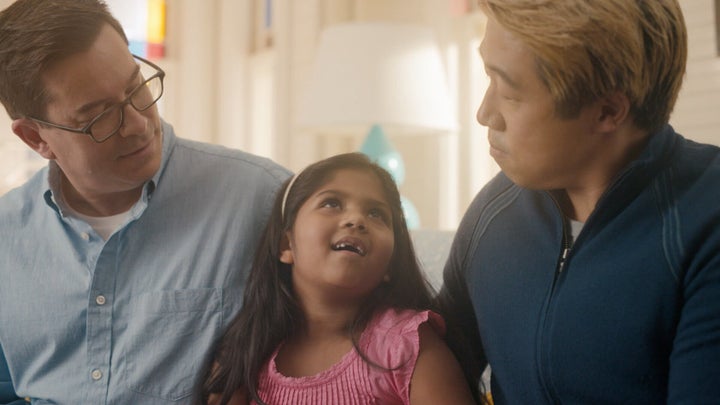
left=195, top=153, right=479, bottom=405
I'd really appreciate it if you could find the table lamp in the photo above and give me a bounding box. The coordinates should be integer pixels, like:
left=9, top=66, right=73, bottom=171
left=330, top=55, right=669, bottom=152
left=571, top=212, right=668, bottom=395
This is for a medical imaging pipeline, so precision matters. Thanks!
left=297, top=21, right=458, bottom=229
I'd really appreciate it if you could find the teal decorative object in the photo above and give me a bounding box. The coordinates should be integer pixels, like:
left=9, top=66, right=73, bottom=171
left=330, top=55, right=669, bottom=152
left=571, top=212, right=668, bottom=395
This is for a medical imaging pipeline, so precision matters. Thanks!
left=360, top=124, right=419, bottom=229
left=360, top=125, right=405, bottom=185
left=401, top=196, right=421, bottom=230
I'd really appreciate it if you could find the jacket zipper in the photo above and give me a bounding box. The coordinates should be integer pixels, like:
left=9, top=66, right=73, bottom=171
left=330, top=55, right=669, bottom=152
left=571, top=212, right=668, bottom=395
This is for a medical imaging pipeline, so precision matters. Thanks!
left=537, top=195, right=572, bottom=403
left=551, top=194, right=572, bottom=278
left=558, top=245, right=570, bottom=274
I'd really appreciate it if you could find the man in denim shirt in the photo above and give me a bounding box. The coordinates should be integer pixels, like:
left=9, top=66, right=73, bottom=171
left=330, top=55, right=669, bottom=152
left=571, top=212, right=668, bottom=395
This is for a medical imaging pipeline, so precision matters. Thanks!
left=0, top=0, right=291, bottom=403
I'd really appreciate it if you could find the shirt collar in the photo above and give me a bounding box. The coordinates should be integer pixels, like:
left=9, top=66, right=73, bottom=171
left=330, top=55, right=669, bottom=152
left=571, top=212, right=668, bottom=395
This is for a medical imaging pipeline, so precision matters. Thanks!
left=43, top=118, right=176, bottom=212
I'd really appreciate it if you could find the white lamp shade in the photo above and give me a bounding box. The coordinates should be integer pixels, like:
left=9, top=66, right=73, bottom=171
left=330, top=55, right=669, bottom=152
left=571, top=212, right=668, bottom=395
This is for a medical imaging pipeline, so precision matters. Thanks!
left=297, top=22, right=458, bottom=136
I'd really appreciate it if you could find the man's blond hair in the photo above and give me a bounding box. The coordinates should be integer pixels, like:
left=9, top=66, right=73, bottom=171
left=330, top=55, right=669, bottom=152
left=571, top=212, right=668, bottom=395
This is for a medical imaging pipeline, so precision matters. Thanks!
left=480, top=0, right=687, bottom=132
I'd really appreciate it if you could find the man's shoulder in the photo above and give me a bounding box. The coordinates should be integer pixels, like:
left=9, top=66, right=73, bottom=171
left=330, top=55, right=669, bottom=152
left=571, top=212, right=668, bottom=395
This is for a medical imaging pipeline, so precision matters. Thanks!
left=0, top=169, right=50, bottom=253
left=664, top=136, right=720, bottom=225
left=0, top=167, right=47, bottom=217
left=672, top=135, right=720, bottom=176
left=170, top=137, right=291, bottom=181
left=464, top=172, right=521, bottom=218
left=452, top=172, right=533, bottom=254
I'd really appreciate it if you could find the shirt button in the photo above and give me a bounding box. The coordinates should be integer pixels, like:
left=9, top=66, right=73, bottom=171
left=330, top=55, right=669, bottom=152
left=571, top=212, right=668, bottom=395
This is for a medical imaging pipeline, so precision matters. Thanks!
left=91, top=369, right=103, bottom=380
left=80, top=232, right=90, bottom=241
left=95, top=295, right=106, bottom=305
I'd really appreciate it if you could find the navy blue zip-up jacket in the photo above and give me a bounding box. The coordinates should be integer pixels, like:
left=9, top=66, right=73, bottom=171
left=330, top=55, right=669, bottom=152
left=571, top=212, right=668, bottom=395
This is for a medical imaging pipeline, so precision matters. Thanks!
left=440, top=125, right=720, bottom=404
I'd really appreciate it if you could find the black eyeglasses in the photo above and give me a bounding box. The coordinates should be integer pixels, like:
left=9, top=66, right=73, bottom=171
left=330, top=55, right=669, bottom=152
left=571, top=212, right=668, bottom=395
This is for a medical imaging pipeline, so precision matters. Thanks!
left=29, top=54, right=165, bottom=143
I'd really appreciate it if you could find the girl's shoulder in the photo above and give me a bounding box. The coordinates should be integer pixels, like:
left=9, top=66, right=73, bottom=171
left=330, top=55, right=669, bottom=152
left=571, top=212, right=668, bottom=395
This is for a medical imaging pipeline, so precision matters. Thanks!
left=359, top=308, right=447, bottom=404
left=362, top=308, right=446, bottom=365
left=369, top=308, right=445, bottom=333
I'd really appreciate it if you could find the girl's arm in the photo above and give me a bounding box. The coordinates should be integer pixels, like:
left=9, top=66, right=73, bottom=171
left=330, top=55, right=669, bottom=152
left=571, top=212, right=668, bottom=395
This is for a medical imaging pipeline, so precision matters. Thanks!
left=409, top=324, right=478, bottom=405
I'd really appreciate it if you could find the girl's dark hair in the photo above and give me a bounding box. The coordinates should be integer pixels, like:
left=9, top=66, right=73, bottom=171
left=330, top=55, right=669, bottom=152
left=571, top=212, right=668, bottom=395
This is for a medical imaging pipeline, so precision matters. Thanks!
left=194, top=152, right=445, bottom=405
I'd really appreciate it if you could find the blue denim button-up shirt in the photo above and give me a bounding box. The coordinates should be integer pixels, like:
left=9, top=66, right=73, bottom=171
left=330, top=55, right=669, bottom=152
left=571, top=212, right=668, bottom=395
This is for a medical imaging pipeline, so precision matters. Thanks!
left=0, top=120, right=291, bottom=404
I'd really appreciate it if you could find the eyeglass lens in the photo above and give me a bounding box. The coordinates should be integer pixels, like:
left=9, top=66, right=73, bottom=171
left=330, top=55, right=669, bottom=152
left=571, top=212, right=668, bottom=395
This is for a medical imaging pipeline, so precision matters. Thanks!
left=89, top=75, right=163, bottom=142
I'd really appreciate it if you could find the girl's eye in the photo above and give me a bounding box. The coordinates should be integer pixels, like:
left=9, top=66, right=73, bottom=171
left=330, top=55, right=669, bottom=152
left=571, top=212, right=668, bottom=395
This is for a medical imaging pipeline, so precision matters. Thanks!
left=320, top=198, right=341, bottom=209
left=368, top=208, right=390, bottom=223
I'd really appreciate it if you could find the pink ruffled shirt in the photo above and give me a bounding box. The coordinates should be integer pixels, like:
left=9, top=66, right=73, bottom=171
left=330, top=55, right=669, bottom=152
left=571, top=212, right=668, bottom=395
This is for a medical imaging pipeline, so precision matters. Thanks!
left=254, top=308, right=445, bottom=405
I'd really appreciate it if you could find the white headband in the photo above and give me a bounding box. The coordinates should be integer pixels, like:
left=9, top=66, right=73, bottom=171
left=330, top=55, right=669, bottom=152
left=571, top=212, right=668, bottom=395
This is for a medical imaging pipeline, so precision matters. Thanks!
left=281, top=172, right=301, bottom=222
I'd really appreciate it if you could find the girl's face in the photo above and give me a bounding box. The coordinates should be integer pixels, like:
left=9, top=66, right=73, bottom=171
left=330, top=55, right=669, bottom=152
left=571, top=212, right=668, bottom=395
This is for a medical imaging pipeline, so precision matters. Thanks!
left=280, top=168, right=395, bottom=304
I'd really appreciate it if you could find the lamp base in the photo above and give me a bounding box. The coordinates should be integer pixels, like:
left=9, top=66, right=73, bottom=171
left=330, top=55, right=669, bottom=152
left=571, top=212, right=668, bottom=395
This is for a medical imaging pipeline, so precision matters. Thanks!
left=401, top=196, right=420, bottom=230
left=359, top=124, right=405, bottom=185
left=360, top=124, right=419, bottom=230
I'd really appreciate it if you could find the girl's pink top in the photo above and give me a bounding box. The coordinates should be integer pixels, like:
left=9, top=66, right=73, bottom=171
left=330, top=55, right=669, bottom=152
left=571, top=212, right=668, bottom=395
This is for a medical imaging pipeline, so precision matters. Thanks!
left=254, top=308, right=445, bottom=405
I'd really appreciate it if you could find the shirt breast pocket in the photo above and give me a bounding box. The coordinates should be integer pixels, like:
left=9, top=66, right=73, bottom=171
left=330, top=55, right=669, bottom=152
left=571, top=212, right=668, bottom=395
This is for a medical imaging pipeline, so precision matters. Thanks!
left=122, top=288, right=223, bottom=402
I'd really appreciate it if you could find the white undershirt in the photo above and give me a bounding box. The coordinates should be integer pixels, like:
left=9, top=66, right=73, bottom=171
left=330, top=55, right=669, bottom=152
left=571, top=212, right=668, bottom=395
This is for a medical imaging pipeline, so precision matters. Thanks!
left=47, top=162, right=132, bottom=241
left=569, top=219, right=585, bottom=246
left=66, top=207, right=131, bottom=241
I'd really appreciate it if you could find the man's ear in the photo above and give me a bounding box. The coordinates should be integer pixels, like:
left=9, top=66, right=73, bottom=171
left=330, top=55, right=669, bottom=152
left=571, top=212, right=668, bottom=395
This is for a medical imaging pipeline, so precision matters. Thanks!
left=279, top=233, right=294, bottom=264
left=12, top=118, right=55, bottom=160
left=596, top=91, right=631, bottom=133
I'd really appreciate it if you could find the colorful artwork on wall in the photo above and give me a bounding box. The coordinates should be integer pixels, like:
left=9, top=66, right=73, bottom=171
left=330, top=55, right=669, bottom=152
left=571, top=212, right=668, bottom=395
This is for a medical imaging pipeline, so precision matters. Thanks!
left=252, top=0, right=273, bottom=52
left=107, top=0, right=166, bottom=59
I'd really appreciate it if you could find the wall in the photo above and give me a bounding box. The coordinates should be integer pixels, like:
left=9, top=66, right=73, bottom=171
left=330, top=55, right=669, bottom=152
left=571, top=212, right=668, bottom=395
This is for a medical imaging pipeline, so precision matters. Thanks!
left=670, top=0, right=720, bottom=145
left=0, top=0, right=718, bottom=226
left=118, top=0, right=720, bottom=229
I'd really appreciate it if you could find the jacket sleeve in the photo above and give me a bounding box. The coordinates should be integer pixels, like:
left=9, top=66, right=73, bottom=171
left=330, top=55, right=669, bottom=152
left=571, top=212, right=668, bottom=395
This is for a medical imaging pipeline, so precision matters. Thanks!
left=667, top=222, right=720, bottom=403
left=436, top=196, right=487, bottom=397
left=0, top=345, right=21, bottom=404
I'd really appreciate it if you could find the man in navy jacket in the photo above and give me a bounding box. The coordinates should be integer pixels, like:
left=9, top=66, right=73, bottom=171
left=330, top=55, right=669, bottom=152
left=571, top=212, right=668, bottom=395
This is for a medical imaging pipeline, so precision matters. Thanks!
left=439, top=1, right=720, bottom=403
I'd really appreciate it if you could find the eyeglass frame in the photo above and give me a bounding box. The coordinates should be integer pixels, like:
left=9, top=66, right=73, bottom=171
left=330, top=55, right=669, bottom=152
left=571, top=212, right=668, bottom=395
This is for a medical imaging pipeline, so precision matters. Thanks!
left=27, top=54, right=166, bottom=143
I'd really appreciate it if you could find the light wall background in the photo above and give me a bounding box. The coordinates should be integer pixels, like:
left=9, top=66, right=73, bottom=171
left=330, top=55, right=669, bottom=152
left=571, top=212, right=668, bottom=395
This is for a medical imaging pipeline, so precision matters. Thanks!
left=0, top=0, right=718, bottom=230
